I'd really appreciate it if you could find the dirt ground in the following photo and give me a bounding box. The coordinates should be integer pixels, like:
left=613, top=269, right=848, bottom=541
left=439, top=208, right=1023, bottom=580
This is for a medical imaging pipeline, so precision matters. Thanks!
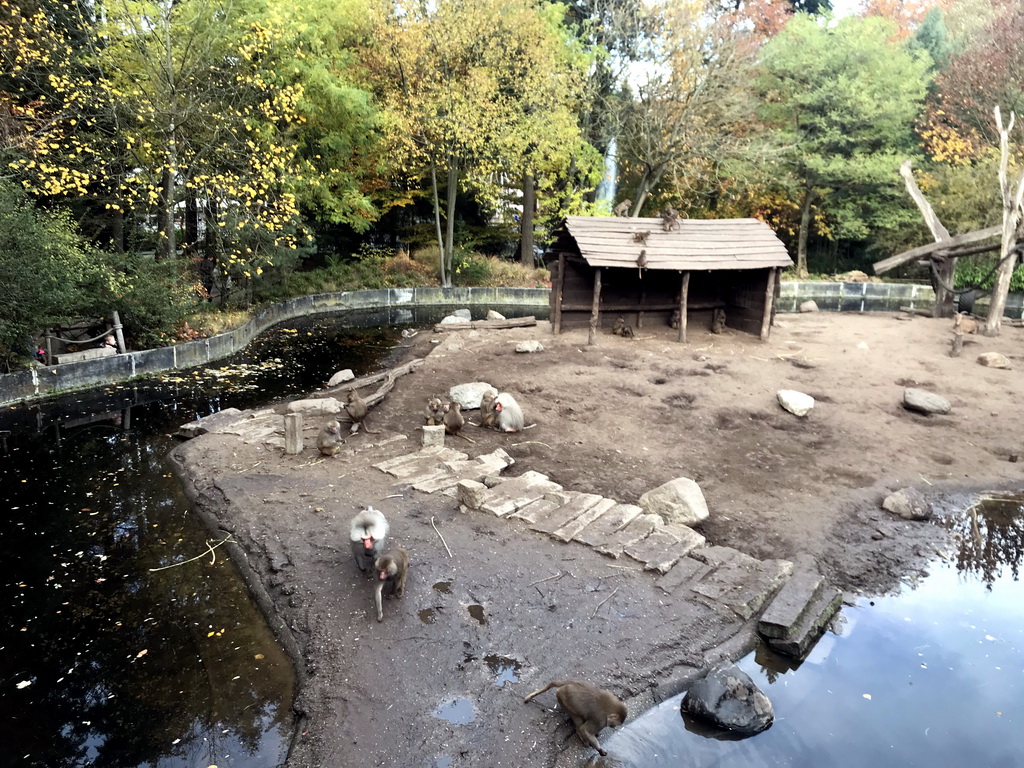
left=172, top=311, right=1024, bottom=768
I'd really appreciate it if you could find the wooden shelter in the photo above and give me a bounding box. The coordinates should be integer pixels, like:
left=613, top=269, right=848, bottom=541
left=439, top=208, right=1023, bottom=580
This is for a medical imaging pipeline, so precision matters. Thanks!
left=549, top=216, right=793, bottom=342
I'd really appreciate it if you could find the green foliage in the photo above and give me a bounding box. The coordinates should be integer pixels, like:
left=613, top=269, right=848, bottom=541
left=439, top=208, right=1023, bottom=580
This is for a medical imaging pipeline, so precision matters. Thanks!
left=451, top=253, right=493, bottom=286
left=954, top=256, right=1024, bottom=293
left=0, top=180, right=124, bottom=368
left=112, top=256, right=207, bottom=348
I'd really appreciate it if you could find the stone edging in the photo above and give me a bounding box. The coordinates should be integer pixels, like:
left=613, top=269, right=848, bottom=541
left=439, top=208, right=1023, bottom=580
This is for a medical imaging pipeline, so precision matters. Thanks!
left=0, top=286, right=549, bottom=406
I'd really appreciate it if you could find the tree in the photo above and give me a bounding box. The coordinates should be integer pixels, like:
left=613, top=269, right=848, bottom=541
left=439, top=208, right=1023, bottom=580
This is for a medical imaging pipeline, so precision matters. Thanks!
left=756, top=14, right=932, bottom=276
left=371, top=0, right=590, bottom=286
left=616, top=0, right=760, bottom=216
left=983, top=106, right=1024, bottom=336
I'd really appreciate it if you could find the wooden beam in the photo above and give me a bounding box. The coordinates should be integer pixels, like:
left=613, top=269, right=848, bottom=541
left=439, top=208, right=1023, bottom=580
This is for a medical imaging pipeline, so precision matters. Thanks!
left=873, top=226, right=1000, bottom=274
left=560, top=301, right=724, bottom=312
left=678, top=272, right=690, bottom=343
left=588, top=268, right=602, bottom=346
left=761, top=268, right=777, bottom=341
left=553, top=252, right=566, bottom=335
left=433, top=317, right=537, bottom=333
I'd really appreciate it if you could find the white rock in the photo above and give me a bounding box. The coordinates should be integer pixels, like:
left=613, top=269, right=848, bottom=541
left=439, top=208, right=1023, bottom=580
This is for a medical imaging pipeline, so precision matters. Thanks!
left=448, top=381, right=496, bottom=409
left=439, top=314, right=464, bottom=325
left=881, top=488, right=931, bottom=521
left=286, top=397, right=342, bottom=416
left=639, top=477, right=709, bottom=526
left=799, top=300, right=818, bottom=313
left=327, top=368, right=355, bottom=387
left=903, top=388, right=950, bottom=415
left=977, top=352, right=1011, bottom=369
left=486, top=309, right=506, bottom=321
left=777, top=390, right=814, bottom=417
left=515, top=340, right=544, bottom=353
left=422, top=424, right=446, bottom=448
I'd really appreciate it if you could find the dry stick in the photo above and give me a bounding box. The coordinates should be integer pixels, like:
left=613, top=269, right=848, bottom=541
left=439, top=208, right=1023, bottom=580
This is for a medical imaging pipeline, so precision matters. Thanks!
left=529, top=571, right=565, bottom=587
left=237, top=461, right=262, bottom=473
left=511, top=441, right=552, bottom=449
left=431, top=516, right=453, bottom=558
left=591, top=586, right=620, bottom=618
left=381, top=494, right=404, bottom=500
left=149, top=535, right=233, bottom=572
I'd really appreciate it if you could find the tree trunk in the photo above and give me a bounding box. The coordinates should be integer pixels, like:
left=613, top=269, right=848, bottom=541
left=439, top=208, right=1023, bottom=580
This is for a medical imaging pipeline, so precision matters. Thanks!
left=111, top=204, right=124, bottom=253
left=796, top=181, right=814, bottom=279
left=430, top=159, right=447, bottom=286
left=520, top=172, right=535, bottom=266
left=984, top=107, right=1024, bottom=336
left=184, top=192, right=199, bottom=258
left=157, top=166, right=176, bottom=262
left=445, top=162, right=458, bottom=284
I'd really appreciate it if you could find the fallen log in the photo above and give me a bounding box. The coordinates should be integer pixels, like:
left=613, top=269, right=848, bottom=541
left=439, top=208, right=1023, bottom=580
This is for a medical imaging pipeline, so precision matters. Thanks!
left=319, top=357, right=423, bottom=398
left=432, top=316, right=537, bottom=333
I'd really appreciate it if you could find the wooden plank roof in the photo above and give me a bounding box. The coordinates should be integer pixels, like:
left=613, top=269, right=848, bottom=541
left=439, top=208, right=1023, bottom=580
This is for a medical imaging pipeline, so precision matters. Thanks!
left=563, top=216, right=793, bottom=271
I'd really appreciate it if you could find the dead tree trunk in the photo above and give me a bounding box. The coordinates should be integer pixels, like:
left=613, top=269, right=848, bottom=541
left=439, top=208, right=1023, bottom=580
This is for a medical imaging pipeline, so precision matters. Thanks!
left=984, top=107, right=1024, bottom=337
left=899, top=160, right=956, bottom=317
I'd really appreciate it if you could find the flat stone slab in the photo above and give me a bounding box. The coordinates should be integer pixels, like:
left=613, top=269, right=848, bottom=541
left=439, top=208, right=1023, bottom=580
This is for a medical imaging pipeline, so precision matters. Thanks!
left=624, top=525, right=707, bottom=574
left=691, top=557, right=794, bottom=620
left=530, top=493, right=606, bottom=535
left=508, top=497, right=560, bottom=524
left=550, top=498, right=618, bottom=542
left=758, top=569, right=826, bottom=640
left=373, top=447, right=468, bottom=478
left=572, top=504, right=644, bottom=547
left=656, top=555, right=713, bottom=595
left=176, top=408, right=246, bottom=438
left=479, top=471, right=563, bottom=517
left=767, top=585, right=843, bottom=659
left=594, top=513, right=663, bottom=558
left=412, top=449, right=514, bottom=493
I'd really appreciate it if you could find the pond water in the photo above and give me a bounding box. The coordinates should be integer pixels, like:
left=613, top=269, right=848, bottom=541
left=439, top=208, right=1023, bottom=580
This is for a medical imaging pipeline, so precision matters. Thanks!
left=595, top=494, right=1024, bottom=768
left=0, top=304, right=535, bottom=768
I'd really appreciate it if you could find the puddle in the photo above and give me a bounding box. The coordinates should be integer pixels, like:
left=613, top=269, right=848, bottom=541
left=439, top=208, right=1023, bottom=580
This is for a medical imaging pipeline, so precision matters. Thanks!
left=431, top=697, right=477, bottom=725
left=418, top=608, right=436, bottom=625
left=484, top=654, right=522, bottom=686
left=433, top=580, right=453, bottom=594
left=434, top=758, right=453, bottom=768
left=595, top=494, right=1024, bottom=767
left=467, top=604, right=486, bottom=625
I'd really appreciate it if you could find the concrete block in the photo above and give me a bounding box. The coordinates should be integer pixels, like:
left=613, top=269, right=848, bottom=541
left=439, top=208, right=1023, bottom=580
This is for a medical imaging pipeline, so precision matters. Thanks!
left=422, top=424, right=445, bottom=448
left=758, top=570, right=826, bottom=640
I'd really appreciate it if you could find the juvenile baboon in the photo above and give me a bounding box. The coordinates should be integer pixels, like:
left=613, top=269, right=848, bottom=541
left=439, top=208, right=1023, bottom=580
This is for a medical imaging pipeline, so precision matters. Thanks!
left=443, top=401, right=465, bottom=436
left=636, top=249, right=648, bottom=278
left=493, top=392, right=525, bottom=433
left=345, top=389, right=379, bottom=434
left=523, top=680, right=627, bottom=757
left=478, top=389, right=498, bottom=428
left=611, top=316, right=626, bottom=336
left=620, top=324, right=635, bottom=339
left=632, top=231, right=649, bottom=244
left=669, top=309, right=681, bottom=330
left=660, top=205, right=680, bottom=232
left=613, top=199, right=632, bottom=217
left=711, top=307, right=726, bottom=334
left=317, top=418, right=343, bottom=457
left=955, top=312, right=979, bottom=334
left=349, top=507, right=389, bottom=573
left=374, top=546, right=409, bottom=622
left=424, top=397, right=445, bottom=426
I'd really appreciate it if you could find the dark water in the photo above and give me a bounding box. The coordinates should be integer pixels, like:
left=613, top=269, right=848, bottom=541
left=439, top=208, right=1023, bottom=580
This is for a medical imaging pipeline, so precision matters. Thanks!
left=0, top=304, right=535, bottom=768
left=596, top=494, right=1024, bottom=768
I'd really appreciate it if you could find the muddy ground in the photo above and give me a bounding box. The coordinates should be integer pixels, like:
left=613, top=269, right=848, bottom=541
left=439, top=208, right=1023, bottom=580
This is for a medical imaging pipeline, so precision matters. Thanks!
left=171, top=311, right=1024, bottom=768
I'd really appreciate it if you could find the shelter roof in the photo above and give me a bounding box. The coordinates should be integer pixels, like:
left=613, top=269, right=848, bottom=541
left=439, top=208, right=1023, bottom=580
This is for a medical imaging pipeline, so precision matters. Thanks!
left=563, top=216, right=793, bottom=271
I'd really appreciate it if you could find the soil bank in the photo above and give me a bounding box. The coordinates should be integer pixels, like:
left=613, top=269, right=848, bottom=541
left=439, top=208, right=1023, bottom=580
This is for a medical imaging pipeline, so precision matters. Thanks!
left=171, top=312, right=1024, bottom=767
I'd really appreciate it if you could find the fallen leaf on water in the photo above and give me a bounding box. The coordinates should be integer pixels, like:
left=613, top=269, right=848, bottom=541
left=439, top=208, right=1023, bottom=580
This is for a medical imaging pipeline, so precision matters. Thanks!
left=16, top=681, right=32, bottom=689
left=862, top=694, right=872, bottom=700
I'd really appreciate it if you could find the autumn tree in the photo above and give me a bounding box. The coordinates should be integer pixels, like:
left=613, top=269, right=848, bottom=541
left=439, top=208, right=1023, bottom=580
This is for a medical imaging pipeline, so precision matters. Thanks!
left=615, top=0, right=761, bottom=216
left=756, top=14, right=932, bottom=276
left=371, top=0, right=590, bottom=286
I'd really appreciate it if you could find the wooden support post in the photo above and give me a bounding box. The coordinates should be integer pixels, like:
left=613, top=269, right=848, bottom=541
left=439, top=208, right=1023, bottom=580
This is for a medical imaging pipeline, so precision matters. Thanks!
left=588, top=268, right=602, bottom=346
left=761, top=267, right=778, bottom=341
left=678, top=272, right=690, bottom=343
left=553, top=253, right=566, bottom=335
left=112, top=310, right=127, bottom=353
left=284, top=413, right=304, bottom=455
left=951, top=313, right=964, bottom=357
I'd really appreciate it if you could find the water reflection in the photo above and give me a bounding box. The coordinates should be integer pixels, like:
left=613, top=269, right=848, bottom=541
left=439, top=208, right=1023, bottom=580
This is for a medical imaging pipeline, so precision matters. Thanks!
left=596, top=496, right=1024, bottom=768
left=0, top=304, right=543, bottom=768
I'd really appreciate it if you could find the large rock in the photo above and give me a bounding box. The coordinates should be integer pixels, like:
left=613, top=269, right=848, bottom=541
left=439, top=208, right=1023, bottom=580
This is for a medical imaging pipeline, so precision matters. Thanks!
left=286, top=397, right=343, bottom=416
left=176, top=408, right=245, bottom=439
left=777, top=389, right=814, bottom=417
left=327, top=368, right=355, bottom=387
left=440, top=308, right=473, bottom=324
left=681, top=663, right=774, bottom=735
left=638, top=477, right=709, bottom=526
left=799, top=300, right=819, bottom=313
left=449, top=381, right=496, bottom=409
left=977, top=352, right=1011, bottom=369
left=882, top=487, right=931, bottom=521
left=486, top=310, right=506, bottom=321
left=902, top=388, right=951, bottom=415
